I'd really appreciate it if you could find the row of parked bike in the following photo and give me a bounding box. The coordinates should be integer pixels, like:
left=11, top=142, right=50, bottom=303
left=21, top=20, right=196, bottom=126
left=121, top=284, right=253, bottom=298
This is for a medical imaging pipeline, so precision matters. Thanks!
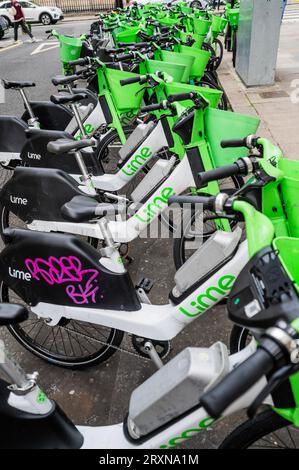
left=1, top=0, right=299, bottom=450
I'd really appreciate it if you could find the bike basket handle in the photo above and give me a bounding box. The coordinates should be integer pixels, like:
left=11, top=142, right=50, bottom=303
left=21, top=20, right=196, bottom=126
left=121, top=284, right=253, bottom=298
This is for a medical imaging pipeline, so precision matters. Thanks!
left=198, top=162, right=247, bottom=187
left=167, top=92, right=197, bottom=103
left=168, top=195, right=216, bottom=210
left=200, top=348, right=274, bottom=419
left=221, top=138, right=248, bottom=149
left=68, top=58, right=90, bottom=67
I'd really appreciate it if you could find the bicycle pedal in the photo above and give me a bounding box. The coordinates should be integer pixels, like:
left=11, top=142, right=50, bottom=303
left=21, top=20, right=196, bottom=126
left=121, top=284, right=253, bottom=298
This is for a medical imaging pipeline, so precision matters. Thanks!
left=136, top=278, right=155, bottom=294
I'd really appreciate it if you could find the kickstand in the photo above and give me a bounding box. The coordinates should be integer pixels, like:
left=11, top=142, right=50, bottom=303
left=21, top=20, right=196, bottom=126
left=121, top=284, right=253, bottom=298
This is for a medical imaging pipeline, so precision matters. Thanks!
left=144, top=341, right=163, bottom=369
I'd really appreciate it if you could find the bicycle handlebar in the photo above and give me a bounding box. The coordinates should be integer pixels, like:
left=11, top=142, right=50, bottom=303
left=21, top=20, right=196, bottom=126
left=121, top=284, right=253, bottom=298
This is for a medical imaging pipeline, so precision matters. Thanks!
left=141, top=101, right=168, bottom=113
left=198, top=159, right=250, bottom=187
left=221, top=136, right=259, bottom=149
left=200, top=348, right=275, bottom=419
left=68, top=58, right=91, bottom=67
left=167, top=92, right=198, bottom=103
left=114, top=52, right=135, bottom=61
left=168, top=195, right=216, bottom=211
left=120, top=75, right=147, bottom=86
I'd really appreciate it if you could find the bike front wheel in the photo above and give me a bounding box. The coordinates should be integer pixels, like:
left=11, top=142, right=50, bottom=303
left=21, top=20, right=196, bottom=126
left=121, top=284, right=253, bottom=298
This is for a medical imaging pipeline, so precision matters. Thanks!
left=220, top=408, right=299, bottom=449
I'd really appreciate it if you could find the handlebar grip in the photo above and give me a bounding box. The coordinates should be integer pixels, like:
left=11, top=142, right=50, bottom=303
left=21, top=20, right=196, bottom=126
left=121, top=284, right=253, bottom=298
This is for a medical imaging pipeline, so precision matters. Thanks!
left=221, top=138, right=248, bottom=149
left=68, top=58, right=90, bottom=67
left=141, top=102, right=167, bottom=113
left=198, top=163, right=241, bottom=187
left=201, top=348, right=275, bottom=419
left=120, top=75, right=144, bottom=86
left=168, top=195, right=216, bottom=210
left=167, top=92, right=197, bottom=103
left=115, top=52, right=135, bottom=61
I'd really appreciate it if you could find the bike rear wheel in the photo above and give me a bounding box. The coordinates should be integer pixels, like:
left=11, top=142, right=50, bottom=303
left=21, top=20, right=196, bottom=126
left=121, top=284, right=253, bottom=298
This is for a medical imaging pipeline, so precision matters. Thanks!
left=1, top=283, right=124, bottom=369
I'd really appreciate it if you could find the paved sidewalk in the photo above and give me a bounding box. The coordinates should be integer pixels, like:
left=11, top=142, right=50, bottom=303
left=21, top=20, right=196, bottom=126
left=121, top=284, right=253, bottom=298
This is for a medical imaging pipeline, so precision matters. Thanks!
left=219, top=21, right=299, bottom=161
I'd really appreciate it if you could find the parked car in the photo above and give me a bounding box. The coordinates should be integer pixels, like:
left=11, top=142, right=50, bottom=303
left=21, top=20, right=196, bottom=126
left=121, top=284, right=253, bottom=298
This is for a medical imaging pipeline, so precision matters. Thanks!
left=0, top=1, right=64, bottom=26
left=0, top=14, right=8, bottom=38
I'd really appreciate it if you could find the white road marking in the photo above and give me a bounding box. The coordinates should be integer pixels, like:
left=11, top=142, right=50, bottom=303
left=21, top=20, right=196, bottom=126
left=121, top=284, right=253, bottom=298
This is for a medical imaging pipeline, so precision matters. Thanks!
left=31, top=42, right=59, bottom=56
left=283, top=5, right=299, bottom=22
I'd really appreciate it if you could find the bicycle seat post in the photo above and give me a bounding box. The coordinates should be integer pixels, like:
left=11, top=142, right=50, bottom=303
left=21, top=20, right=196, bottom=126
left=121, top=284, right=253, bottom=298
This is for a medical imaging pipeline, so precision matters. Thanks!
left=19, top=88, right=40, bottom=128
left=73, top=149, right=96, bottom=194
left=71, top=103, right=87, bottom=139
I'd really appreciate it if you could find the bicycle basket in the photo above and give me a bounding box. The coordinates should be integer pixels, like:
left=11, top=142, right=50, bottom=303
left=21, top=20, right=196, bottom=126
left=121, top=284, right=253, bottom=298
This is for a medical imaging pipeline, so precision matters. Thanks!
left=146, top=59, right=186, bottom=83
left=104, top=68, right=146, bottom=111
left=177, top=45, right=210, bottom=80
left=165, top=81, right=222, bottom=109
left=205, top=108, right=260, bottom=167
left=278, top=159, right=299, bottom=239
left=273, top=237, right=299, bottom=292
left=211, top=15, right=228, bottom=34
left=159, top=50, right=194, bottom=83
left=59, top=35, right=84, bottom=63
left=192, top=18, right=211, bottom=35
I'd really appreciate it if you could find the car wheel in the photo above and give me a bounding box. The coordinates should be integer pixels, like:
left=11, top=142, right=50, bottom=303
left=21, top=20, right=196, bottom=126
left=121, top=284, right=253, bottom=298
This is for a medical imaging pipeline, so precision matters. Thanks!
left=2, top=16, right=11, bottom=27
left=40, top=13, right=52, bottom=25
left=0, top=31, right=4, bottom=40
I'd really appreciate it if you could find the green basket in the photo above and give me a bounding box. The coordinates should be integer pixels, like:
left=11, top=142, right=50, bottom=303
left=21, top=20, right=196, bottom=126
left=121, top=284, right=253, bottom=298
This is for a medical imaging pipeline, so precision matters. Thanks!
left=273, top=237, right=299, bottom=290
left=227, top=9, right=240, bottom=28
left=192, top=18, right=211, bottom=36
left=104, top=68, right=146, bottom=112
left=157, top=17, right=179, bottom=26
left=177, top=45, right=210, bottom=80
left=179, top=31, right=205, bottom=49
left=277, top=159, right=299, bottom=238
left=180, top=6, right=193, bottom=15
left=146, top=59, right=186, bottom=83
left=165, top=81, right=222, bottom=109
left=59, top=35, right=83, bottom=63
left=115, top=26, right=141, bottom=44
left=205, top=108, right=260, bottom=167
left=211, top=15, right=228, bottom=34
left=160, top=50, right=194, bottom=83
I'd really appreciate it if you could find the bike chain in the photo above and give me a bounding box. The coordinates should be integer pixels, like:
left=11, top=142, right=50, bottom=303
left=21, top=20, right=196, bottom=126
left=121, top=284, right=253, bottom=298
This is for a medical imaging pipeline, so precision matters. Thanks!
left=63, top=326, right=152, bottom=362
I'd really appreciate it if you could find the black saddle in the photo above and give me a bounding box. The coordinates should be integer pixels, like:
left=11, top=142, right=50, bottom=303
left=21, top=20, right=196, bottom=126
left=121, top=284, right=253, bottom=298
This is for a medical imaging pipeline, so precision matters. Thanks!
left=2, top=80, right=35, bottom=90
left=61, top=195, right=126, bottom=223
left=47, top=138, right=96, bottom=155
left=0, top=304, right=28, bottom=326
left=50, top=93, right=88, bottom=106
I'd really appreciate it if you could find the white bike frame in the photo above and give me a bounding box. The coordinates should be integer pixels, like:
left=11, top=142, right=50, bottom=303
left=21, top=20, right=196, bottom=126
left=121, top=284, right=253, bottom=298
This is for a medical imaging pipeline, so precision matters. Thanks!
left=1, top=339, right=273, bottom=449
left=31, top=241, right=248, bottom=340
left=78, top=340, right=273, bottom=449
left=28, top=152, right=196, bottom=243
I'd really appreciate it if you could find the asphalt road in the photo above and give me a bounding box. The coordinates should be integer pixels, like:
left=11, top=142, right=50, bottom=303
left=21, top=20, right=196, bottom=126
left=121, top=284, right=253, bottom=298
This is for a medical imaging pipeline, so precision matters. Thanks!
left=0, top=20, right=242, bottom=449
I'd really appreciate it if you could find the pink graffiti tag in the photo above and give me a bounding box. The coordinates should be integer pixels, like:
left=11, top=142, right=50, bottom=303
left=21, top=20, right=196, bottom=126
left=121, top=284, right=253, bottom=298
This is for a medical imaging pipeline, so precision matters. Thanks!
left=25, top=256, right=100, bottom=305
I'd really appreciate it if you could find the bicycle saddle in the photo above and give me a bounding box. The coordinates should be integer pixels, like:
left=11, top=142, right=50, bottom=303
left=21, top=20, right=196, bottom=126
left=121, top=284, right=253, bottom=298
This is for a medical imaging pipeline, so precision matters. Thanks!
left=50, top=93, right=88, bottom=106
left=47, top=138, right=96, bottom=155
left=52, top=74, right=79, bottom=86
left=61, top=195, right=126, bottom=223
left=0, top=304, right=28, bottom=326
left=2, top=80, right=35, bottom=90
